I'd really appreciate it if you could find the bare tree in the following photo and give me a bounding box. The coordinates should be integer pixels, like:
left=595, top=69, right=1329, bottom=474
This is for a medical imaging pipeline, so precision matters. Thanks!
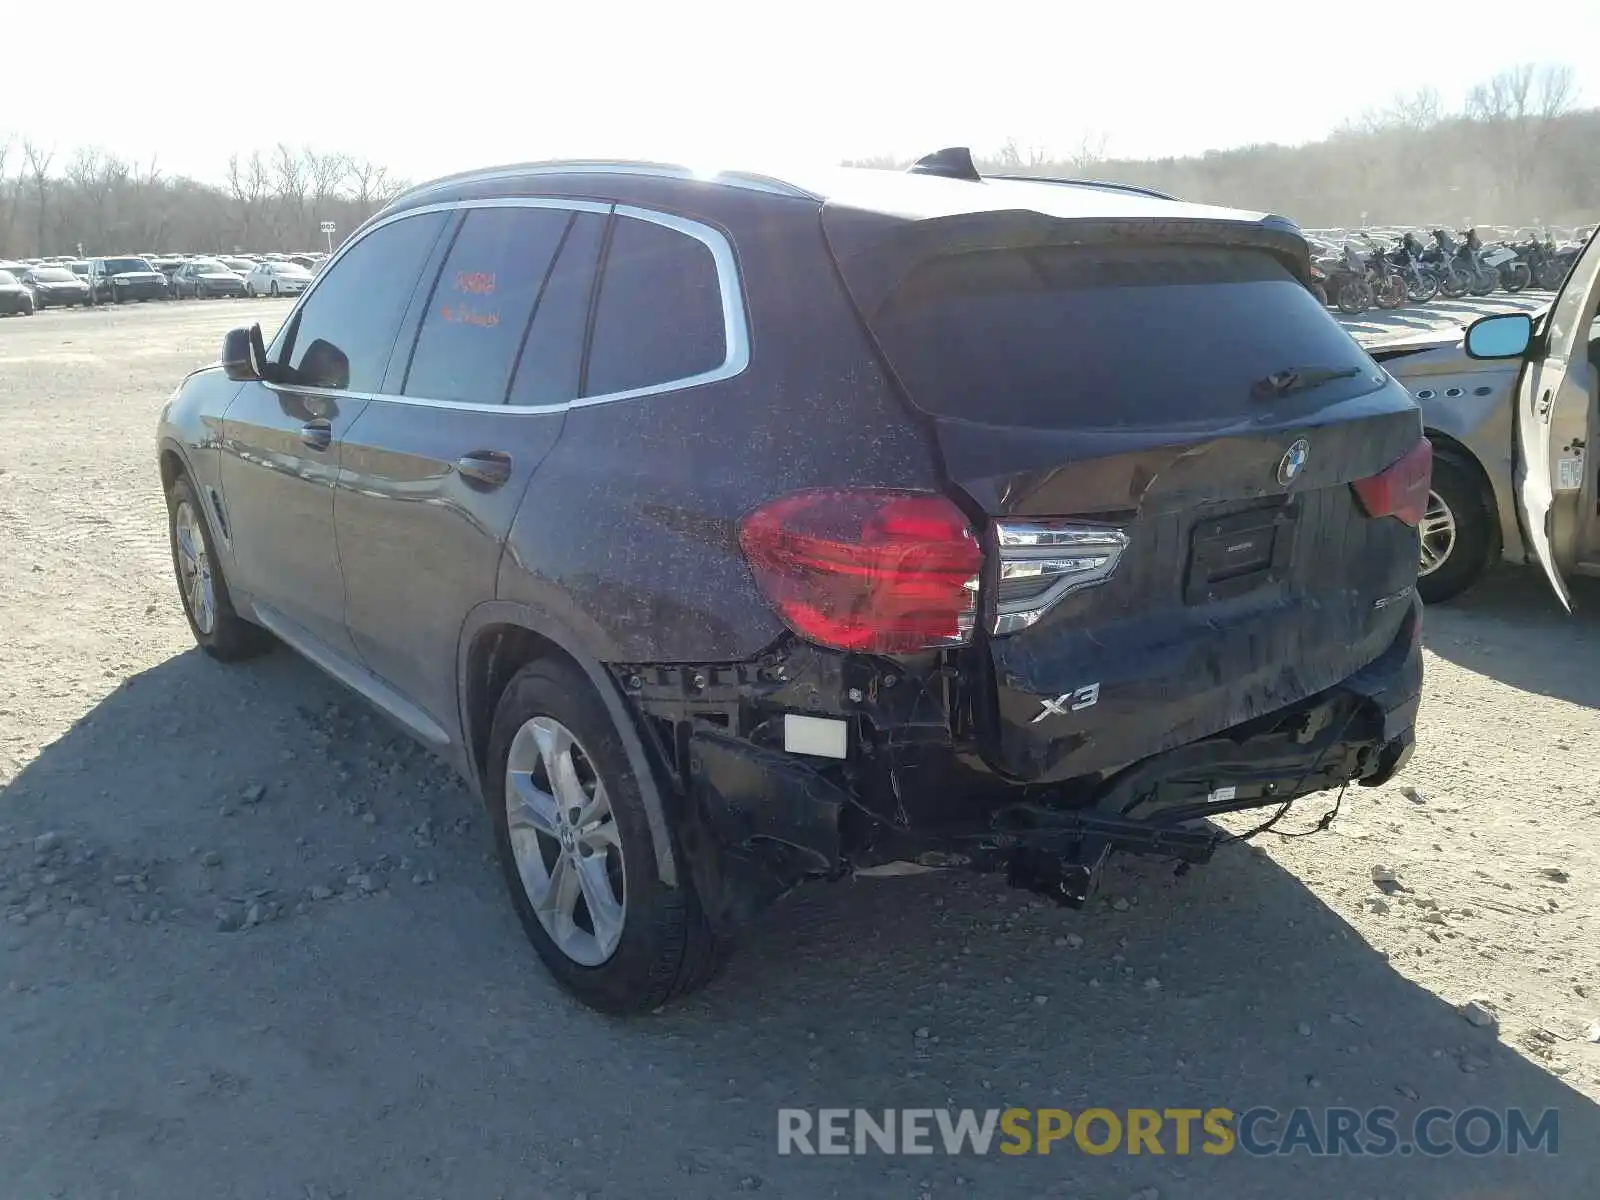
left=1466, top=63, right=1580, bottom=204
left=347, top=157, right=393, bottom=220
left=993, top=138, right=1051, bottom=173
left=1389, top=86, right=1443, bottom=131
left=1533, top=63, right=1578, bottom=120
left=272, top=143, right=308, bottom=245
left=22, top=140, right=54, bottom=254
left=1467, top=64, right=1536, bottom=122
left=1064, top=133, right=1109, bottom=173
left=65, top=148, right=127, bottom=250
left=305, top=149, right=350, bottom=244
left=0, top=135, right=13, bottom=255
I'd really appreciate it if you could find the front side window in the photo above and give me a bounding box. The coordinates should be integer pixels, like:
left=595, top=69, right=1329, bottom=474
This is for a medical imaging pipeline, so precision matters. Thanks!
left=277, top=211, right=448, bottom=392
left=583, top=214, right=726, bottom=397
left=402, top=206, right=574, bottom=404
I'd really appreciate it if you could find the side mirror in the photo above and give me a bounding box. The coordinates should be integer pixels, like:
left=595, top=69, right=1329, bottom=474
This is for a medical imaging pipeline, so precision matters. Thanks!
left=297, top=338, right=350, bottom=390
left=1463, top=312, right=1533, bottom=360
left=221, top=324, right=269, bottom=381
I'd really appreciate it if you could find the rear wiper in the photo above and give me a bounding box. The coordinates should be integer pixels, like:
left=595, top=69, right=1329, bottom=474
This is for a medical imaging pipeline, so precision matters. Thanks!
left=1250, top=365, right=1363, bottom=400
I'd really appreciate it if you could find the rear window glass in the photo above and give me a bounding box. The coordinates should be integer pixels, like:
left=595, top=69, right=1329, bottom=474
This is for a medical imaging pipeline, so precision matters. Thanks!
left=869, top=245, right=1380, bottom=428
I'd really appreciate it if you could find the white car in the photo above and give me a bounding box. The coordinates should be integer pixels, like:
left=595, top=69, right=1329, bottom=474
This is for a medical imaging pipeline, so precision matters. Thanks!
left=244, top=261, right=313, bottom=297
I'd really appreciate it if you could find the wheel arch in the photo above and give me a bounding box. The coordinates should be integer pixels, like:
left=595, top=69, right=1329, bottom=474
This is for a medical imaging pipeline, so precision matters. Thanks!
left=1424, top=428, right=1504, bottom=561
left=457, top=601, right=680, bottom=887
left=158, top=439, right=190, bottom=490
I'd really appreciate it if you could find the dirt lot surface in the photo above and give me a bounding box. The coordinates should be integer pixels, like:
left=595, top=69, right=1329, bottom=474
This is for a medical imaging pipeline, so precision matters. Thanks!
left=1, top=299, right=1597, bottom=1198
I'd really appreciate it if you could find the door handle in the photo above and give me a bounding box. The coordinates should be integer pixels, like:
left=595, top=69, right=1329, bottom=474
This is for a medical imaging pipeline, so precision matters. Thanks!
left=456, top=450, right=513, bottom=489
left=299, top=420, right=332, bottom=450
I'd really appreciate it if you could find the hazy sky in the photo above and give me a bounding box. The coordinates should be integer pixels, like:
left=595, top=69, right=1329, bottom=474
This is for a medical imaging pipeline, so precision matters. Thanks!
left=10, top=0, right=1598, bottom=185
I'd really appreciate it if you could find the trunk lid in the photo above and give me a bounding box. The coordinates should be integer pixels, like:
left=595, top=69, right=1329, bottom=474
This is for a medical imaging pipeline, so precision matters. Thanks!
left=825, top=198, right=1424, bottom=783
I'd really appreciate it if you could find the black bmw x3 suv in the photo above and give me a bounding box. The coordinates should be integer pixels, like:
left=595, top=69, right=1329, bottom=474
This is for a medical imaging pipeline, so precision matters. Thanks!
left=157, top=150, right=1427, bottom=1013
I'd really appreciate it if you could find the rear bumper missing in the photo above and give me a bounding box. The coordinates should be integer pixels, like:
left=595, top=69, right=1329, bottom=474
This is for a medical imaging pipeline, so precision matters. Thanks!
left=618, top=597, right=1423, bottom=925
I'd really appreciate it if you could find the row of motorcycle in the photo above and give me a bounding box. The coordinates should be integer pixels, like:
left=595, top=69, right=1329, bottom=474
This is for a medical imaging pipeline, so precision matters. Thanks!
left=1307, top=230, right=1579, bottom=315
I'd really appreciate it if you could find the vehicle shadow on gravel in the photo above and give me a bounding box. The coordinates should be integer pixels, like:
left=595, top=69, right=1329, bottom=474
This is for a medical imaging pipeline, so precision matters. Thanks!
left=3, top=646, right=1596, bottom=1200
left=671, top=855, right=1600, bottom=1197
left=1423, top=570, right=1600, bottom=707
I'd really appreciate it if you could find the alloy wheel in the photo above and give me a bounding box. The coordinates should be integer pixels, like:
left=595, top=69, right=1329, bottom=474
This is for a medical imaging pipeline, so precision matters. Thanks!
left=173, top=499, right=216, bottom=634
left=504, top=717, right=627, bottom=966
left=1418, top=490, right=1456, bottom=577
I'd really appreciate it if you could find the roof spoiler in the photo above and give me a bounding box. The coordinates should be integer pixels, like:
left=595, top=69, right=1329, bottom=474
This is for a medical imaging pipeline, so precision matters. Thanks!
left=985, top=174, right=1179, bottom=202
left=906, top=147, right=1182, bottom=202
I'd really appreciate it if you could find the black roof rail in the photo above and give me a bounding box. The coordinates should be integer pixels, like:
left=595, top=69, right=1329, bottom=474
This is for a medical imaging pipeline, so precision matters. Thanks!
left=984, top=173, right=1179, bottom=201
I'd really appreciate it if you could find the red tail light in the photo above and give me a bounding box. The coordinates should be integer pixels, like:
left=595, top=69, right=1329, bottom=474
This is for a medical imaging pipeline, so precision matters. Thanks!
left=738, top=489, right=982, bottom=654
left=1351, top=437, right=1433, bottom=526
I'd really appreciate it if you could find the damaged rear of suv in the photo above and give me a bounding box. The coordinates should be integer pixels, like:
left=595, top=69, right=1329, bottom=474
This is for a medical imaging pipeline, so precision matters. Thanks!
left=161, top=151, right=1425, bottom=1014
left=632, top=158, right=1427, bottom=957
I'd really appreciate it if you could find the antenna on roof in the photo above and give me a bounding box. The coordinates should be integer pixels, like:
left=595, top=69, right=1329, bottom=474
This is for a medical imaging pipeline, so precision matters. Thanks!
left=906, top=147, right=982, bottom=182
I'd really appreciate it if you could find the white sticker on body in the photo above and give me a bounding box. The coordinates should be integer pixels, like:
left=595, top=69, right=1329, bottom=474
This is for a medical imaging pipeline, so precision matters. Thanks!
left=1556, top=455, right=1585, bottom=492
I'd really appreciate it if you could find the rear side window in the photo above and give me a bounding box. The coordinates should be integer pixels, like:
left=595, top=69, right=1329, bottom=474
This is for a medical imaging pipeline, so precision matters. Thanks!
left=584, top=215, right=725, bottom=397
left=869, top=245, right=1380, bottom=428
left=403, top=206, right=573, bottom=404
left=507, top=212, right=606, bottom=407
left=279, top=212, right=448, bottom=392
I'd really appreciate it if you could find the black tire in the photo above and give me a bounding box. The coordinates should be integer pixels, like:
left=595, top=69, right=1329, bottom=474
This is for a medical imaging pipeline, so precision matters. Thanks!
left=1335, top=278, right=1369, bottom=315
left=486, top=658, right=723, bottom=1014
left=1438, top=268, right=1468, bottom=299
left=1416, top=453, right=1493, bottom=605
left=165, top=474, right=274, bottom=661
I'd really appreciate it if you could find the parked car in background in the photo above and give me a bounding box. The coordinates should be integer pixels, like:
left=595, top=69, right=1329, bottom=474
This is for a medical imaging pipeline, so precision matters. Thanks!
left=1376, top=225, right=1600, bottom=604
left=20, top=264, right=92, bottom=308
left=170, top=258, right=248, bottom=299
left=218, top=256, right=256, bottom=278
left=243, top=260, right=311, bottom=296
left=67, top=260, right=91, bottom=280
left=288, top=253, right=320, bottom=270
left=0, top=269, right=35, bottom=316
left=157, top=153, right=1427, bottom=1012
left=87, top=256, right=170, bottom=303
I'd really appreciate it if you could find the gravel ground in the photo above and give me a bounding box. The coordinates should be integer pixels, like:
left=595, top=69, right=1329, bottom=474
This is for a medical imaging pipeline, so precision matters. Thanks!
left=1, top=299, right=1597, bottom=1198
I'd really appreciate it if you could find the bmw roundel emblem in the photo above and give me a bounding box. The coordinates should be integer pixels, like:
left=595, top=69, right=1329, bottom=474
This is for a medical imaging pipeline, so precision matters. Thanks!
left=1278, top=438, right=1310, bottom=486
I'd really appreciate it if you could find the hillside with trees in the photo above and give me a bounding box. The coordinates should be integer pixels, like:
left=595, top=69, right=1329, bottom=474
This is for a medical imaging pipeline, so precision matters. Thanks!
left=1, top=62, right=1592, bottom=258
left=0, top=144, right=406, bottom=257
left=855, top=63, right=1597, bottom=231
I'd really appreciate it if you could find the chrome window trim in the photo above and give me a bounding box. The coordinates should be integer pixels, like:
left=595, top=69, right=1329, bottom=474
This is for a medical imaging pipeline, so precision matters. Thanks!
left=265, top=197, right=749, bottom=415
